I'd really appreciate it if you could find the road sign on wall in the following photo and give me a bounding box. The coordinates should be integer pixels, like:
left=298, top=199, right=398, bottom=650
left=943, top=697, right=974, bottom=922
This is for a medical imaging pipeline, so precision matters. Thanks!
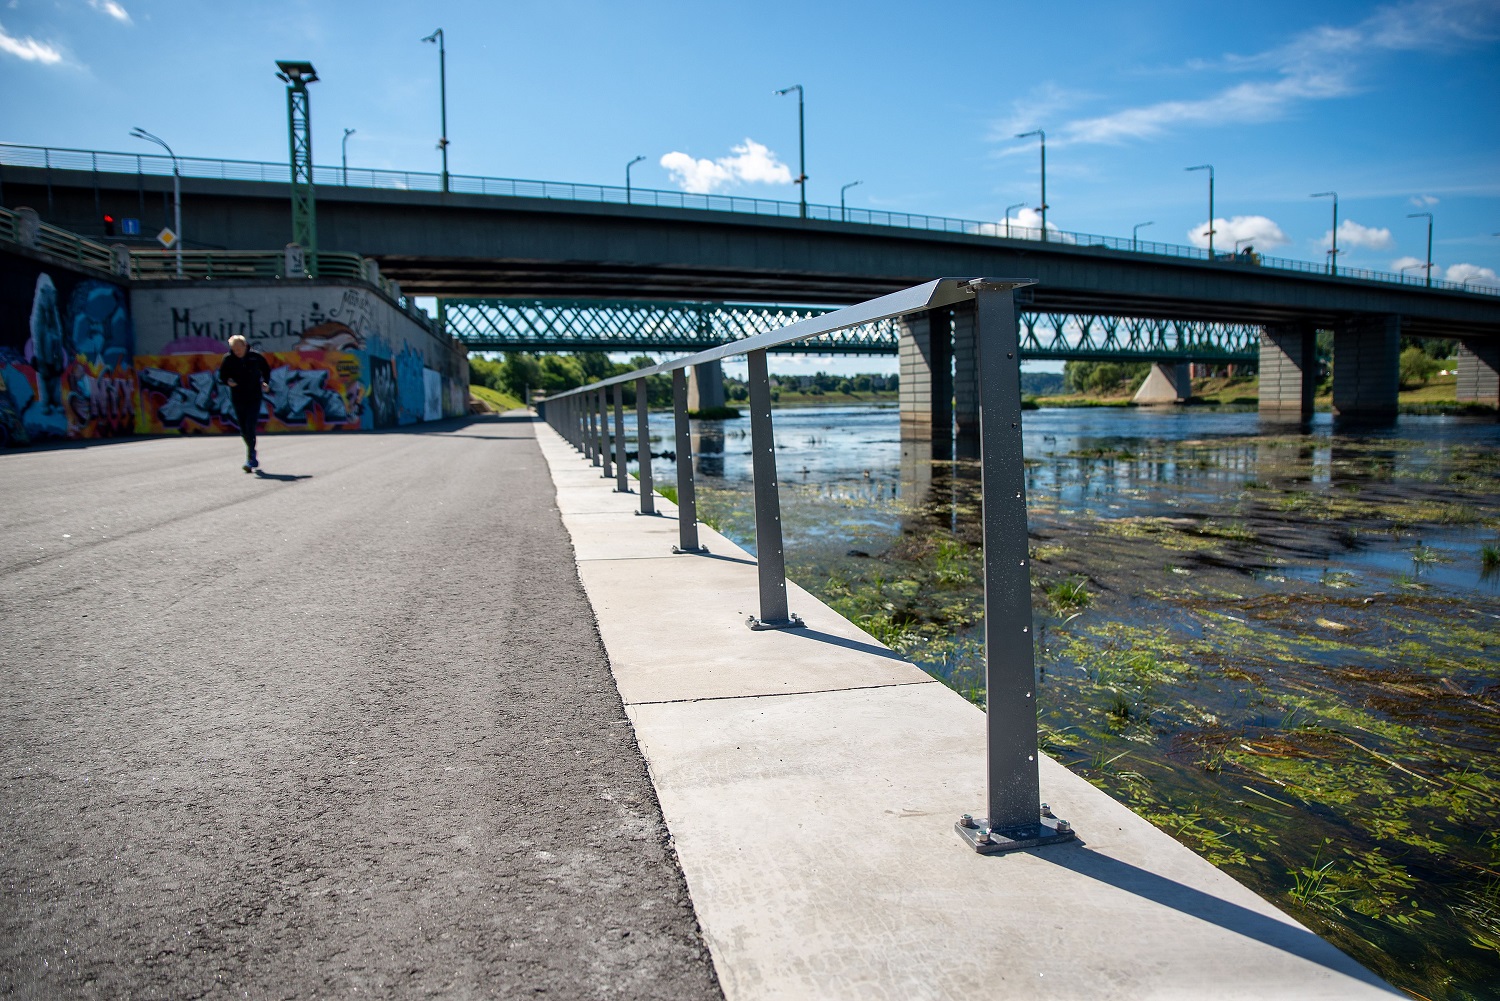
left=121, top=218, right=141, bottom=236
left=156, top=227, right=177, bottom=249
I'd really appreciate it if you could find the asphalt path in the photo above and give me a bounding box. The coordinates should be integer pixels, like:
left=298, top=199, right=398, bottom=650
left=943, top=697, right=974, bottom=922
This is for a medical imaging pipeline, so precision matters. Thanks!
left=0, top=417, right=723, bottom=1000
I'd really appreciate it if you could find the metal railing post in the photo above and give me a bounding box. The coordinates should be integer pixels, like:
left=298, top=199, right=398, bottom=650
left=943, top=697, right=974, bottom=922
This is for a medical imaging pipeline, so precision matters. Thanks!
left=635, top=377, right=654, bottom=515
left=597, top=388, right=612, bottom=478
left=571, top=396, right=582, bottom=450
left=745, top=349, right=800, bottom=629
left=585, top=394, right=598, bottom=464
left=955, top=282, right=1075, bottom=854
left=671, top=369, right=705, bottom=553
left=613, top=384, right=629, bottom=493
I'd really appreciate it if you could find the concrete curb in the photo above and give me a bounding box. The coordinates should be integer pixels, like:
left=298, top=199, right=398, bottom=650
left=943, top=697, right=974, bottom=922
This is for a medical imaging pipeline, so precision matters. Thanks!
left=533, top=420, right=1397, bottom=1000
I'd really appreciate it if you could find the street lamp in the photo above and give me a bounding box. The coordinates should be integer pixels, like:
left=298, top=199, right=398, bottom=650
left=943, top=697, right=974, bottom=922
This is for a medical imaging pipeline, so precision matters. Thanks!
left=625, top=155, right=646, bottom=204
left=421, top=28, right=449, bottom=193
left=342, top=128, right=356, bottom=186
left=775, top=84, right=807, bottom=219
left=1186, top=164, right=1214, bottom=258
left=1015, top=130, right=1047, bottom=241
left=1312, top=191, right=1338, bottom=275
left=129, top=127, right=181, bottom=277
left=840, top=180, right=861, bottom=221
left=1407, top=212, right=1433, bottom=287
left=1132, top=220, right=1154, bottom=251
left=1004, top=201, right=1026, bottom=238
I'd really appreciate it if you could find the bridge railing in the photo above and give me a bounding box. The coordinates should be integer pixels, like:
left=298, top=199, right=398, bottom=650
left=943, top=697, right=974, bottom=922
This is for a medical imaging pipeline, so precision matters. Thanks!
left=5, top=142, right=1495, bottom=298
left=538, top=278, right=1075, bottom=856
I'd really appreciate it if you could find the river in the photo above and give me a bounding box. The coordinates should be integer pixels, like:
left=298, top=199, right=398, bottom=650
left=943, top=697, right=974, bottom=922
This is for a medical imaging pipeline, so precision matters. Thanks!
left=644, top=403, right=1500, bottom=999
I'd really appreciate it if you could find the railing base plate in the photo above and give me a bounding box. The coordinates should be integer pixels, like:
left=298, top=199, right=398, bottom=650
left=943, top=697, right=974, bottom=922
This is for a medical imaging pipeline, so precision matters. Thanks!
left=746, top=613, right=805, bottom=632
left=671, top=545, right=709, bottom=555
left=955, top=816, right=1075, bottom=855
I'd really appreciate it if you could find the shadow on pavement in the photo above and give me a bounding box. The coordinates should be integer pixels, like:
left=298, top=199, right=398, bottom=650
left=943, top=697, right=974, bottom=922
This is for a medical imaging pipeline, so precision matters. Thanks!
left=1025, top=845, right=1399, bottom=993
left=253, top=472, right=313, bottom=482
left=788, top=626, right=910, bottom=663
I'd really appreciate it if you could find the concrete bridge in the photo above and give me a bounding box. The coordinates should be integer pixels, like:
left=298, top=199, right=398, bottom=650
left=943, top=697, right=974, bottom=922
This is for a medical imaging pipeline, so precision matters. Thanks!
left=6, top=142, right=1499, bottom=419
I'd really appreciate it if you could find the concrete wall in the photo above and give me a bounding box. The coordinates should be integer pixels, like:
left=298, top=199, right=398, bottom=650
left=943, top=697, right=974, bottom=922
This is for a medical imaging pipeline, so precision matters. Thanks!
left=1333, top=315, right=1400, bottom=420
left=1456, top=339, right=1499, bottom=407
left=898, top=308, right=951, bottom=437
left=129, top=279, right=468, bottom=434
left=1259, top=323, right=1317, bottom=418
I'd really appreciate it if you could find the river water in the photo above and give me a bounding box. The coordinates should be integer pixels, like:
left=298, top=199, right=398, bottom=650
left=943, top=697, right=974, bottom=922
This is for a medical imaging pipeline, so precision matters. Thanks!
left=644, top=403, right=1500, bottom=999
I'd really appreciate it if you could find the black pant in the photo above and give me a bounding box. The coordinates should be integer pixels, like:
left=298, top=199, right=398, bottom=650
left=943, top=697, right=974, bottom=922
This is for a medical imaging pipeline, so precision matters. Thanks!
left=232, top=395, right=263, bottom=452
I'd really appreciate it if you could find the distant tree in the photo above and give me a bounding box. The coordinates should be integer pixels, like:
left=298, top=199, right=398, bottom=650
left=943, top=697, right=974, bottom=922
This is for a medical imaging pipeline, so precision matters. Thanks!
left=1399, top=346, right=1442, bottom=388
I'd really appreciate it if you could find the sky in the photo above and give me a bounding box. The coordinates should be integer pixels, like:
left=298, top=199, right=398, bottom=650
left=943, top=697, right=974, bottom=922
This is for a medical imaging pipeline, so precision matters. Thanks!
left=3, top=0, right=1498, bottom=376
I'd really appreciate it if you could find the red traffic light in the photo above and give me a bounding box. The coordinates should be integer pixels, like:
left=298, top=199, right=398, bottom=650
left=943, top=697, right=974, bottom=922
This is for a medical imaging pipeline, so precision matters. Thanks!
left=102, top=214, right=116, bottom=236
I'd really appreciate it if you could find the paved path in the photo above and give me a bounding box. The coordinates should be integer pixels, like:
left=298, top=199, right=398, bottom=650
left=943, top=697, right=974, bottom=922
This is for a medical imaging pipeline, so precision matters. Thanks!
left=0, top=417, right=722, bottom=999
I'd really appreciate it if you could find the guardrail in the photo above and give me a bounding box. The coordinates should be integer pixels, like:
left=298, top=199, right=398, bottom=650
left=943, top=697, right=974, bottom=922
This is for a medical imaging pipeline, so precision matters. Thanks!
left=538, top=278, right=1075, bottom=855
left=4, top=141, right=1494, bottom=298
left=1, top=205, right=440, bottom=335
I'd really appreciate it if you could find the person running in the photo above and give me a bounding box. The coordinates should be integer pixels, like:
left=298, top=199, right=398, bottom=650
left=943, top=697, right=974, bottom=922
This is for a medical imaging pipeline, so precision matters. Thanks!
left=217, top=335, right=272, bottom=472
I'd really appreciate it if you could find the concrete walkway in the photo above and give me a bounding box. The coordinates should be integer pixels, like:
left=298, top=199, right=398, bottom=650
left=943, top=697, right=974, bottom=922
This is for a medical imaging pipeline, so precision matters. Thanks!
left=0, top=418, right=722, bottom=999
left=535, top=420, right=1398, bottom=1001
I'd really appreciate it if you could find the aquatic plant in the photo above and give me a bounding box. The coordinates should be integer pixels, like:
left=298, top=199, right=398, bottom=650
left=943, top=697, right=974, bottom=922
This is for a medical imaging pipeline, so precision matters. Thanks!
left=1044, top=576, right=1092, bottom=614
left=1482, top=542, right=1500, bottom=573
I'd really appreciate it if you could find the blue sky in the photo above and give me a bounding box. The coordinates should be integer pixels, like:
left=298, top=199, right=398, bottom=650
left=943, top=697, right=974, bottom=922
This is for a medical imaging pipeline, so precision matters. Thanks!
left=3, top=0, right=1498, bottom=373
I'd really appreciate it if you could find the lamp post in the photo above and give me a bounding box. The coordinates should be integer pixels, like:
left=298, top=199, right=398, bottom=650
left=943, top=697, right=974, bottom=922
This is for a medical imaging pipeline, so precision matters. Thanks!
left=342, top=128, right=356, bottom=186
left=1186, top=164, right=1214, bottom=258
left=1132, top=220, right=1154, bottom=251
left=421, top=28, right=449, bottom=193
left=1408, top=212, right=1433, bottom=287
left=129, top=127, right=181, bottom=277
left=775, top=84, right=806, bottom=218
left=1312, top=191, right=1338, bottom=275
left=1004, top=201, right=1026, bottom=238
left=1015, top=130, right=1047, bottom=240
left=625, top=155, right=645, bottom=204
left=840, top=180, right=861, bottom=221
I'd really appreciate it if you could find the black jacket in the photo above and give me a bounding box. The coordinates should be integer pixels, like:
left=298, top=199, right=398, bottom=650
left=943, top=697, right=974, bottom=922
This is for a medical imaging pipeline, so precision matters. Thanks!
left=218, top=350, right=272, bottom=400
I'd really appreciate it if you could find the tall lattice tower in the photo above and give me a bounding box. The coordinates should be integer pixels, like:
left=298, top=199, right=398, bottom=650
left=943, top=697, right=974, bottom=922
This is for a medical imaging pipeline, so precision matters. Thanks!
left=276, top=60, right=319, bottom=272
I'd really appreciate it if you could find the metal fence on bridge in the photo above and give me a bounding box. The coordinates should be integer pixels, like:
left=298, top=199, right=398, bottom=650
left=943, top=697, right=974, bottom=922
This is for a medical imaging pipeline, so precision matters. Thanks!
left=444, top=298, right=1261, bottom=361
left=4, top=141, right=1495, bottom=299
left=539, top=277, right=1075, bottom=856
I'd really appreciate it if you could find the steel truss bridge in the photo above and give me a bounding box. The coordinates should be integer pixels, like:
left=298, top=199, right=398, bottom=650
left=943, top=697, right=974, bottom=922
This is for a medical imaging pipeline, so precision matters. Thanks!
left=444, top=299, right=1260, bottom=362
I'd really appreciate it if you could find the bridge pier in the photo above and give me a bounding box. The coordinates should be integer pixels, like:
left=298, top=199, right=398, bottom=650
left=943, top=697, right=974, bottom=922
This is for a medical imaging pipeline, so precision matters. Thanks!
left=687, top=360, right=726, bottom=413
left=1258, top=322, right=1318, bottom=419
left=1131, top=362, right=1191, bottom=404
left=898, top=308, right=952, bottom=441
left=952, top=301, right=979, bottom=437
left=1456, top=339, right=1499, bottom=407
left=1333, top=315, right=1401, bottom=421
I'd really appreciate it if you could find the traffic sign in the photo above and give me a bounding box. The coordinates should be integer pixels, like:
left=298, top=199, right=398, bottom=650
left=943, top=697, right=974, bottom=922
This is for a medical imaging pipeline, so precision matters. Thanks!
left=122, top=218, right=141, bottom=236
left=156, top=227, right=177, bottom=249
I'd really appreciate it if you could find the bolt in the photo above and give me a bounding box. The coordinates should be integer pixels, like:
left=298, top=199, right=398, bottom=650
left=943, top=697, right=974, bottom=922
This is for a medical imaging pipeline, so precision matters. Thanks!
left=976, top=829, right=992, bottom=845
left=960, top=814, right=975, bottom=828
left=1039, top=802, right=1052, bottom=817
left=1055, top=819, right=1072, bottom=834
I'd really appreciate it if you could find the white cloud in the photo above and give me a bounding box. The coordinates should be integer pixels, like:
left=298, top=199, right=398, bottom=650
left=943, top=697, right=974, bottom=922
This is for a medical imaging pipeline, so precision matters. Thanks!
left=659, top=139, right=792, bottom=195
left=1189, top=215, right=1288, bottom=250
left=977, top=206, right=1075, bottom=241
left=0, top=21, right=63, bottom=63
left=1409, top=194, right=1440, bottom=207
left=1023, top=0, right=1500, bottom=148
left=1391, top=255, right=1429, bottom=272
left=1330, top=219, right=1394, bottom=250
left=87, top=0, right=131, bottom=24
left=1445, top=263, right=1499, bottom=285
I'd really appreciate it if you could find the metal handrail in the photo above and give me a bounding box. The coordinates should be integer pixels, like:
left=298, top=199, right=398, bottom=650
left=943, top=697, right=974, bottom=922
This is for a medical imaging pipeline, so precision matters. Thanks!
left=537, top=278, right=1072, bottom=855
left=4, top=141, right=1495, bottom=297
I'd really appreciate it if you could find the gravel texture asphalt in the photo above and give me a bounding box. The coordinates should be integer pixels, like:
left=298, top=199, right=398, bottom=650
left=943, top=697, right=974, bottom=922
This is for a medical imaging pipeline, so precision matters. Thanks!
left=0, top=416, right=724, bottom=1000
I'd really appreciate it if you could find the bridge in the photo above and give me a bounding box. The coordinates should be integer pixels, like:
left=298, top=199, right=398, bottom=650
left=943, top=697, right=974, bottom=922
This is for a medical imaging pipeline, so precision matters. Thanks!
left=444, top=298, right=1261, bottom=362
left=5, top=141, right=1498, bottom=418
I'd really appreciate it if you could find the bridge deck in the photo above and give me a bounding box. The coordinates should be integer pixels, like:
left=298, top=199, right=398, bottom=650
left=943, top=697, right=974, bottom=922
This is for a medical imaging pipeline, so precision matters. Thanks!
left=0, top=418, right=721, bottom=999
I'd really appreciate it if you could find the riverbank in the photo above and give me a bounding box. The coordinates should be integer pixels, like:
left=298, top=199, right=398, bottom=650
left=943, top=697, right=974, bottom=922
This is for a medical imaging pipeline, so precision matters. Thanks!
left=665, top=404, right=1500, bottom=1000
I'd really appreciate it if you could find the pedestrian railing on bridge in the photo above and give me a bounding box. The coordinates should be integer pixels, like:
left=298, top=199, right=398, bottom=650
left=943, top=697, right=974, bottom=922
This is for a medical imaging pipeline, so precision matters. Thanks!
left=539, top=278, right=1076, bottom=856
left=5, top=141, right=1495, bottom=298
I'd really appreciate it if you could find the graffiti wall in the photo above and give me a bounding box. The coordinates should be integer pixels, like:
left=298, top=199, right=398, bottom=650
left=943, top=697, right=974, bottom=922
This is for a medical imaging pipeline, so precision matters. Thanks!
left=135, top=351, right=364, bottom=435
left=0, top=249, right=136, bottom=445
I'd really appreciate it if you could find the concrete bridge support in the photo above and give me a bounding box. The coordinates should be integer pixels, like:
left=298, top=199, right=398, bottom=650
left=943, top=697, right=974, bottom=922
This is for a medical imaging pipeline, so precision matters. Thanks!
left=1132, top=362, right=1191, bottom=404
left=1333, top=315, right=1401, bottom=421
left=951, top=301, right=979, bottom=437
left=686, top=360, right=725, bottom=413
left=1258, top=322, right=1318, bottom=419
left=1455, top=340, right=1499, bottom=407
left=898, top=308, right=952, bottom=439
